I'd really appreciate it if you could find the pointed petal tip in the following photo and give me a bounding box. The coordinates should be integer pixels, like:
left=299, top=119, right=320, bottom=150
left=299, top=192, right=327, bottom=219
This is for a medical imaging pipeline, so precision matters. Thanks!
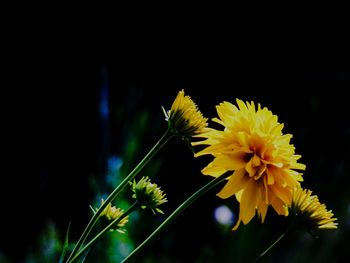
left=232, top=218, right=242, bottom=231
left=216, top=190, right=233, bottom=199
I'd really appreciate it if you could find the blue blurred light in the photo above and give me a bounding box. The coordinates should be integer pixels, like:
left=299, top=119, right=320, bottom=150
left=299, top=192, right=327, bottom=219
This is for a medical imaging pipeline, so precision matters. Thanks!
left=99, top=84, right=109, bottom=119
left=214, top=205, right=235, bottom=226
left=108, top=156, right=123, bottom=174
left=106, top=156, right=123, bottom=186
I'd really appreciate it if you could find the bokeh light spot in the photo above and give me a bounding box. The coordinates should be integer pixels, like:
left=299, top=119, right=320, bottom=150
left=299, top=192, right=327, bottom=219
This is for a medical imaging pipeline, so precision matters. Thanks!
left=214, top=205, right=235, bottom=226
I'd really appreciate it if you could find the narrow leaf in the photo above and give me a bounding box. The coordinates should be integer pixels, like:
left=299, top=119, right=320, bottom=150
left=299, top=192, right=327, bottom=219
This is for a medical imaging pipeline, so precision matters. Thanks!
left=59, top=221, right=71, bottom=263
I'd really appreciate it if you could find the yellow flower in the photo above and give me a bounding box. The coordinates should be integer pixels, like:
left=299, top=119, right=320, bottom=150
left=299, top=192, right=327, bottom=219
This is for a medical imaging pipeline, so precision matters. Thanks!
left=193, top=99, right=306, bottom=230
left=163, top=89, right=208, bottom=138
left=290, top=187, right=337, bottom=230
left=94, top=199, right=129, bottom=233
left=131, top=176, right=168, bottom=214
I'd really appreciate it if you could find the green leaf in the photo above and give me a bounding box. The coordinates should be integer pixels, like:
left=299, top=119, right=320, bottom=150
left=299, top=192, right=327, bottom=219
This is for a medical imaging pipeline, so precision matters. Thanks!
left=59, top=221, right=71, bottom=263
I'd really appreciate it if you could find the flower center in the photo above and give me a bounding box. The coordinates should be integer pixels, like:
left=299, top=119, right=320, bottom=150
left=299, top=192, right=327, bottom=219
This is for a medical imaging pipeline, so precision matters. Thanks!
left=241, top=134, right=273, bottom=180
left=245, top=152, right=267, bottom=180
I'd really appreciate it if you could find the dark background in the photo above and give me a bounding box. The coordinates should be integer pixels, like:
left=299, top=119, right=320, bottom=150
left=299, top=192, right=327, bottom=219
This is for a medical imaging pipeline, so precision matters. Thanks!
left=2, top=15, right=350, bottom=262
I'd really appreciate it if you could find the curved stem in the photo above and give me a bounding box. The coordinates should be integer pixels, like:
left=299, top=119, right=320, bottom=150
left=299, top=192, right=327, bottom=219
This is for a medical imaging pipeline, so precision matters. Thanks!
left=68, top=202, right=138, bottom=263
left=252, top=224, right=294, bottom=263
left=121, top=173, right=230, bottom=263
left=66, top=129, right=173, bottom=263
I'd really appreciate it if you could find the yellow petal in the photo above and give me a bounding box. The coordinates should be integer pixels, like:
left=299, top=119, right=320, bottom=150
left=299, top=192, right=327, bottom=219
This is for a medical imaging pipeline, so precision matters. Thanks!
left=255, top=183, right=268, bottom=222
left=216, top=102, right=237, bottom=126
left=201, top=152, right=247, bottom=177
left=214, top=154, right=247, bottom=171
left=257, top=199, right=268, bottom=223
left=256, top=164, right=266, bottom=178
left=290, top=162, right=306, bottom=170
left=212, top=117, right=224, bottom=126
left=232, top=218, right=242, bottom=231
left=194, top=141, right=234, bottom=156
left=217, top=170, right=248, bottom=199
left=236, top=99, right=248, bottom=112
left=263, top=176, right=269, bottom=204
left=270, top=191, right=289, bottom=216
left=286, top=169, right=304, bottom=182
left=270, top=184, right=292, bottom=205
left=245, top=156, right=257, bottom=177
left=201, top=163, right=227, bottom=177
left=235, top=189, right=243, bottom=202
left=266, top=169, right=275, bottom=185
left=236, top=131, right=249, bottom=147
left=240, top=180, right=259, bottom=224
left=281, top=171, right=299, bottom=188
left=272, top=169, right=287, bottom=187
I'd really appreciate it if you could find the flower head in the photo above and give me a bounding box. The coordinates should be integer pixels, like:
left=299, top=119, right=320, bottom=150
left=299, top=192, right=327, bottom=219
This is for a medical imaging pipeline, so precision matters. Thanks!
left=193, top=99, right=306, bottom=230
left=131, top=176, right=167, bottom=214
left=290, top=187, right=338, bottom=230
left=93, top=199, right=129, bottom=233
left=163, top=89, right=208, bottom=138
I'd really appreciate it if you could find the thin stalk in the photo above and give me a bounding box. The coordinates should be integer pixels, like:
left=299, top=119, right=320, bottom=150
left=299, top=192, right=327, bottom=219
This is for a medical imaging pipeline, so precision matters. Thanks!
left=66, top=129, right=173, bottom=262
left=69, top=202, right=138, bottom=263
left=121, top=172, right=230, bottom=263
left=252, top=224, right=294, bottom=263
left=80, top=243, right=95, bottom=263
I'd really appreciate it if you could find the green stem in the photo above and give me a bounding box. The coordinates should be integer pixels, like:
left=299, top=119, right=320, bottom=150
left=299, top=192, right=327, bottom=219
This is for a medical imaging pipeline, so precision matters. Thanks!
left=251, top=224, right=294, bottom=263
left=80, top=241, right=96, bottom=263
left=66, top=129, right=173, bottom=263
left=121, top=172, right=230, bottom=263
left=69, top=202, right=138, bottom=263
